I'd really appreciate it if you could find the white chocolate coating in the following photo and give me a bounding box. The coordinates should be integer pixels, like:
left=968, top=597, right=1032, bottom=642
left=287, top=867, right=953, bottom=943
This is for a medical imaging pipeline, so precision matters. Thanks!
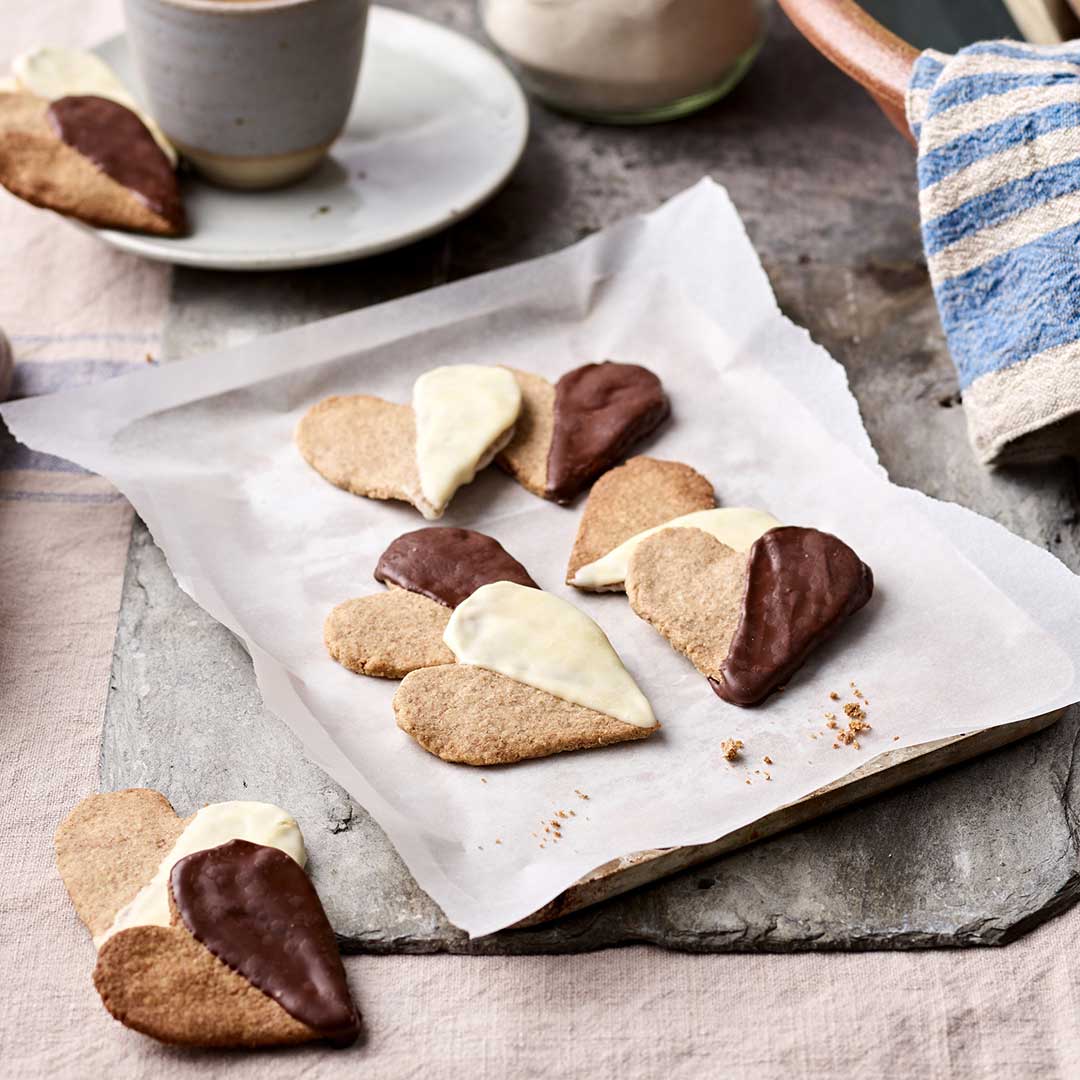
left=95, top=800, right=306, bottom=947
left=444, top=581, right=655, bottom=728
left=573, top=507, right=781, bottom=589
left=12, top=46, right=178, bottom=165
left=412, top=365, right=521, bottom=518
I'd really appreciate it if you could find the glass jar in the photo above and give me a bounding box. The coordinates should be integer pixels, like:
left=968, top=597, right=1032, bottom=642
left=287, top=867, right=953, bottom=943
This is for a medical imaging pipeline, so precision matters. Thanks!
left=479, top=0, right=767, bottom=124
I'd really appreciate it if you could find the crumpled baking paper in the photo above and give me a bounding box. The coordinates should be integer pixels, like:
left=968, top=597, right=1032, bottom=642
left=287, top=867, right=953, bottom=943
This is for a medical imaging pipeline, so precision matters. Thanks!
left=6, top=179, right=1079, bottom=937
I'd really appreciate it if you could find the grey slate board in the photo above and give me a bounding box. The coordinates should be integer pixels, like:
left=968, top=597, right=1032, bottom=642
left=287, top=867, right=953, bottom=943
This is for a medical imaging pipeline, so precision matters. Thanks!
left=100, top=5, right=1080, bottom=952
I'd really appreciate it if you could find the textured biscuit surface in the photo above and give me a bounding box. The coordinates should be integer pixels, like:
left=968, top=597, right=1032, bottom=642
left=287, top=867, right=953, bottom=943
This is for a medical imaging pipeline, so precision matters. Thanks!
left=497, top=368, right=556, bottom=497
left=296, top=395, right=423, bottom=510
left=55, top=788, right=189, bottom=940
left=324, top=589, right=454, bottom=678
left=567, top=457, right=716, bottom=586
left=625, top=527, right=748, bottom=679
left=0, top=92, right=182, bottom=236
left=394, top=664, right=656, bottom=765
left=93, top=924, right=318, bottom=1048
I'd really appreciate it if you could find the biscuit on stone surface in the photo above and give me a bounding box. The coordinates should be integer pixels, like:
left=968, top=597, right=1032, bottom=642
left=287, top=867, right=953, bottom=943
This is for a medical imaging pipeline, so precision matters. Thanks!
left=55, top=788, right=190, bottom=940
left=0, top=92, right=184, bottom=236
left=296, top=394, right=422, bottom=510
left=324, top=589, right=453, bottom=678
left=93, top=923, right=318, bottom=1048
left=393, top=664, right=656, bottom=766
left=497, top=367, right=556, bottom=497
left=566, top=457, right=716, bottom=586
left=625, top=527, right=747, bottom=681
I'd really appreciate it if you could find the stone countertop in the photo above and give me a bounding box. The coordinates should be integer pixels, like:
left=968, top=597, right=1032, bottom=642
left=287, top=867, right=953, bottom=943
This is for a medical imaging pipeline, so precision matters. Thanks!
left=102, top=2, right=1080, bottom=953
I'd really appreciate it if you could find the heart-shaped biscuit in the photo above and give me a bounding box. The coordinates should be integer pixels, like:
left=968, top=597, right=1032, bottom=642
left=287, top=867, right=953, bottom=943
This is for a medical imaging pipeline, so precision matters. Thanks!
left=394, top=581, right=658, bottom=764
left=0, top=92, right=184, bottom=235
left=297, top=365, right=521, bottom=519
left=325, top=527, right=538, bottom=680
left=94, top=840, right=358, bottom=1047
left=57, top=792, right=358, bottom=1048
left=325, top=589, right=454, bottom=679
left=626, top=525, right=874, bottom=706
left=296, top=395, right=422, bottom=510
left=56, top=788, right=191, bottom=942
left=566, top=456, right=716, bottom=587
left=395, top=664, right=655, bottom=765
left=499, top=362, right=669, bottom=503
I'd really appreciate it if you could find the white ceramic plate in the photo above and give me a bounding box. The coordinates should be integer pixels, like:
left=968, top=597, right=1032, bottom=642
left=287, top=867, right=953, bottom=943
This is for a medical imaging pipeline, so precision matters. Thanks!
left=91, top=6, right=528, bottom=270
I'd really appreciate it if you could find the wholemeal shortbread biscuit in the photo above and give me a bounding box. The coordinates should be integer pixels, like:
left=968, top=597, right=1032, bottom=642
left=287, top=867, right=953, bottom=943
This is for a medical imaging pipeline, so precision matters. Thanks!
left=394, top=581, right=658, bottom=764
left=566, top=456, right=716, bottom=586
left=625, top=526, right=748, bottom=679
left=296, top=395, right=422, bottom=508
left=626, top=525, right=874, bottom=706
left=325, top=527, right=537, bottom=680
left=0, top=91, right=184, bottom=235
left=498, top=361, right=669, bottom=503
left=56, top=791, right=359, bottom=1049
left=324, top=589, right=454, bottom=679
left=297, top=366, right=521, bottom=519
left=394, top=664, right=654, bottom=765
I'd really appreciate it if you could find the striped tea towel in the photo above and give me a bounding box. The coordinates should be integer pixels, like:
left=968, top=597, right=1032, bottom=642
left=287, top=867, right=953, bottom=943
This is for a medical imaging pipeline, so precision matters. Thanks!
left=908, top=40, right=1080, bottom=465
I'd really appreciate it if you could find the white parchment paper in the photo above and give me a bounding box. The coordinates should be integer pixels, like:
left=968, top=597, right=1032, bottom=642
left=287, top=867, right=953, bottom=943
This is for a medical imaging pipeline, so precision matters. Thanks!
left=7, top=180, right=1080, bottom=937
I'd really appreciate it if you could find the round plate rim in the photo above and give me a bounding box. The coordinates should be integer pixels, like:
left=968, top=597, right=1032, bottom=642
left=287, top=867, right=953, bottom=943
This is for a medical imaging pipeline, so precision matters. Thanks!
left=86, top=6, right=529, bottom=271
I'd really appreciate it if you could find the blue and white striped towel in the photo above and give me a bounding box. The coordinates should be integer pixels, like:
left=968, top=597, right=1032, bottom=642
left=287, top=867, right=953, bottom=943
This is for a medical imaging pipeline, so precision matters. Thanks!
left=908, top=41, right=1080, bottom=465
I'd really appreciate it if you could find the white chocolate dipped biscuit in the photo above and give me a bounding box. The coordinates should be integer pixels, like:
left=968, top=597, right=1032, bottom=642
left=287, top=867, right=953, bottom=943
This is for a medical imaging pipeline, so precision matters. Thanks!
left=412, top=365, right=521, bottom=518
left=444, top=581, right=655, bottom=729
left=95, top=800, right=305, bottom=947
left=573, top=507, right=781, bottom=590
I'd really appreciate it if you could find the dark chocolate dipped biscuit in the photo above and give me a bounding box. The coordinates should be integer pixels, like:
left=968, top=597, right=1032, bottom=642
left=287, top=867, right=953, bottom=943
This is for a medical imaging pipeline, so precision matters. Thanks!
left=547, top=362, right=669, bottom=502
left=713, top=527, right=874, bottom=706
left=170, top=840, right=359, bottom=1047
left=499, top=362, right=669, bottom=503
left=626, top=525, right=873, bottom=707
left=374, top=526, right=539, bottom=608
left=0, top=91, right=185, bottom=236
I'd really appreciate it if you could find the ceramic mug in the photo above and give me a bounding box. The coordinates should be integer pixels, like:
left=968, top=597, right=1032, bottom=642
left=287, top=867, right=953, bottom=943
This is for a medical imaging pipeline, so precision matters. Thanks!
left=123, top=0, right=370, bottom=189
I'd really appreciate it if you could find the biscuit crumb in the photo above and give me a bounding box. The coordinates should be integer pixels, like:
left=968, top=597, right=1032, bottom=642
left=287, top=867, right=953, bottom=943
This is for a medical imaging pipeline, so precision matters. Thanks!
left=556, top=811, right=568, bottom=819
left=721, top=738, right=744, bottom=761
left=824, top=712, right=836, bottom=721
left=826, top=720, right=838, bottom=730
left=764, top=772, right=772, bottom=781
left=745, top=778, right=751, bottom=785
left=763, top=756, right=773, bottom=765
left=893, top=735, right=900, bottom=741
left=495, top=839, right=502, bottom=845
left=829, top=691, right=840, bottom=701
left=575, top=789, right=590, bottom=800
left=843, top=702, right=867, bottom=721
left=837, top=715, right=871, bottom=746
left=480, top=778, right=487, bottom=784
left=853, top=689, right=864, bottom=699
left=832, top=743, right=840, bottom=749
left=568, top=810, right=576, bottom=817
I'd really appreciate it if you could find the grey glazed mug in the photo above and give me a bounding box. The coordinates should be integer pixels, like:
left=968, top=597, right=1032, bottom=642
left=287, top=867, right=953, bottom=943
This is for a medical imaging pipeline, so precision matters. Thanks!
left=123, top=0, right=370, bottom=189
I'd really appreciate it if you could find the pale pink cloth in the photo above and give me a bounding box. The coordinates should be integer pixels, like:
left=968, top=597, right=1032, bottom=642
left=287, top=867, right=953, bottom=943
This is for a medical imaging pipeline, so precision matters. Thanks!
left=3, top=5, right=1080, bottom=1077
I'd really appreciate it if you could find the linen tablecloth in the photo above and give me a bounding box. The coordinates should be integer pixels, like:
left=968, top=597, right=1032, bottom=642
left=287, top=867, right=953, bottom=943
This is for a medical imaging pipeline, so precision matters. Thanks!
left=4, top=4, right=1080, bottom=1076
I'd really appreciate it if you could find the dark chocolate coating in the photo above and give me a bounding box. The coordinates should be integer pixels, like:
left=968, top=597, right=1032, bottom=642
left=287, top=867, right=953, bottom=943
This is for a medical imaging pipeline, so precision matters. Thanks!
left=712, top=526, right=874, bottom=707
left=170, top=840, right=359, bottom=1046
left=374, top=527, right=538, bottom=607
left=546, top=361, right=669, bottom=503
left=47, top=95, right=185, bottom=233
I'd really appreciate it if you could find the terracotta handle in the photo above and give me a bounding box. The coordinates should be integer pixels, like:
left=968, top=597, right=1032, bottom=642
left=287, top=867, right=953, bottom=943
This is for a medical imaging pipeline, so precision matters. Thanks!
left=776, top=0, right=920, bottom=142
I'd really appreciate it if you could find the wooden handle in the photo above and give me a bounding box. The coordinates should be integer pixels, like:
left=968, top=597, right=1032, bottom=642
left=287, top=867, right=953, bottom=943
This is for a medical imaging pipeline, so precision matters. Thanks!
left=776, top=0, right=920, bottom=141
